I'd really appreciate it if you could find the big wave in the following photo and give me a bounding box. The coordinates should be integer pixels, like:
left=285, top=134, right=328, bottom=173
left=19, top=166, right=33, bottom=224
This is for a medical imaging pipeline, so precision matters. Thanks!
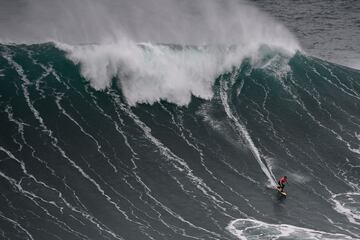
left=0, top=0, right=360, bottom=239
left=0, top=42, right=359, bottom=239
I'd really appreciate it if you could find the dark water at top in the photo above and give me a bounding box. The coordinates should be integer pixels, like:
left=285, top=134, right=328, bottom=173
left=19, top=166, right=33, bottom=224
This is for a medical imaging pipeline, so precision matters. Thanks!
left=252, top=0, right=360, bottom=69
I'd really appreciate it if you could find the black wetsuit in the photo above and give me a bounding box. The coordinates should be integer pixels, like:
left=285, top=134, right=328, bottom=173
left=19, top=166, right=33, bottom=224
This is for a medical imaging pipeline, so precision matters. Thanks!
left=278, top=181, right=285, bottom=191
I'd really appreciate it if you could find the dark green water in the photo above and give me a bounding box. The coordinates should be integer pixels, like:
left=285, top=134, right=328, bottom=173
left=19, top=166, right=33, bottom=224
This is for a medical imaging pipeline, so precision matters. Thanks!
left=0, top=43, right=359, bottom=239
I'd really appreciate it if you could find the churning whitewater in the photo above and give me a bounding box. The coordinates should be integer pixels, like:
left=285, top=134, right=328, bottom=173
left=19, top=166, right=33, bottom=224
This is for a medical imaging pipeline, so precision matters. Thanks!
left=0, top=0, right=360, bottom=239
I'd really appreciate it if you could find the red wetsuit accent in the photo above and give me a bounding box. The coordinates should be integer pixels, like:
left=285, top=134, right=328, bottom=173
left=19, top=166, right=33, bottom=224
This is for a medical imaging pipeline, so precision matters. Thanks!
left=279, top=177, right=288, bottom=184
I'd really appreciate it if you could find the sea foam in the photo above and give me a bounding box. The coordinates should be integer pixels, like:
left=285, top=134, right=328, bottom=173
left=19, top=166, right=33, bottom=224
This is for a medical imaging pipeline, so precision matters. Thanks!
left=58, top=0, right=300, bottom=106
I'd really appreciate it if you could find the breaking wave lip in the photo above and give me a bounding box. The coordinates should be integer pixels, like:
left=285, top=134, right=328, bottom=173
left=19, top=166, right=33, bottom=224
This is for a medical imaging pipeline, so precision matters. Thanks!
left=56, top=39, right=301, bottom=107
left=227, top=218, right=353, bottom=240
left=7, top=0, right=301, bottom=107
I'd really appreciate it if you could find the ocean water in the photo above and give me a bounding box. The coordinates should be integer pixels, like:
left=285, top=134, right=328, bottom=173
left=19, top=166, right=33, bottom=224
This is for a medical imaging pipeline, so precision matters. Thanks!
left=252, top=0, right=360, bottom=70
left=0, top=1, right=359, bottom=240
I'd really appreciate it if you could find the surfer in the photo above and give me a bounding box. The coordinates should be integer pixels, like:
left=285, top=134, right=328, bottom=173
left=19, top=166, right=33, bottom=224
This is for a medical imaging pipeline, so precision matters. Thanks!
left=277, top=176, right=288, bottom=192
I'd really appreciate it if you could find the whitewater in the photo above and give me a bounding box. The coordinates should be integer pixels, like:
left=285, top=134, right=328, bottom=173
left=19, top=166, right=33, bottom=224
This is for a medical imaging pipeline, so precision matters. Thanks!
left=0, top=0, right=360, bottom=239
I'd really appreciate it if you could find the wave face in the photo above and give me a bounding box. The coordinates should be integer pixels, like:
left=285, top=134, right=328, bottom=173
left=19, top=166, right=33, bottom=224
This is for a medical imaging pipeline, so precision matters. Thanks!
left=0, top=43, right=360, bottom=240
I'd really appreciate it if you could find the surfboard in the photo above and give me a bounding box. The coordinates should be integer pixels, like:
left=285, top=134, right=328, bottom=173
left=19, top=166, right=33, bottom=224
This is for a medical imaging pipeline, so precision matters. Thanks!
left=276, top=187, right=287, bottom=197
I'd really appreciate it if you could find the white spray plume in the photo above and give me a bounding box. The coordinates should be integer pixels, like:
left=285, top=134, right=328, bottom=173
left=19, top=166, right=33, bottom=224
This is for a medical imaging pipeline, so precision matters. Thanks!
left=50, top=0, right=301, bottom=106
left=1, top=0, right=300, bottom=49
